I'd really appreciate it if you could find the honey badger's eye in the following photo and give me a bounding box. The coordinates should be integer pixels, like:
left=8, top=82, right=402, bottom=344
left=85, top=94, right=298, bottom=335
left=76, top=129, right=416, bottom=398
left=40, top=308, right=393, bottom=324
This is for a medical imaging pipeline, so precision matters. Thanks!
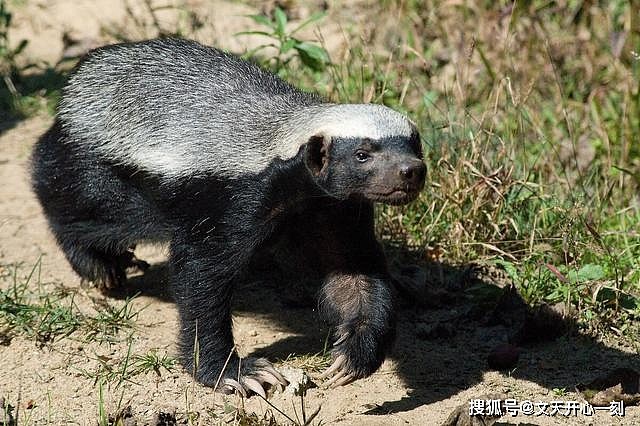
left=354, top=150, right=370, bottom=163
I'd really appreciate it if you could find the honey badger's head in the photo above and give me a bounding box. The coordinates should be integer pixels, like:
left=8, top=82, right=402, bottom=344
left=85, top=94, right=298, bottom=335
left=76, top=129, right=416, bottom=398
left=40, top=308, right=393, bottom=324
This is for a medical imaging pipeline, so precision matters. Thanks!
left=303, top=104, right=426, bottom=205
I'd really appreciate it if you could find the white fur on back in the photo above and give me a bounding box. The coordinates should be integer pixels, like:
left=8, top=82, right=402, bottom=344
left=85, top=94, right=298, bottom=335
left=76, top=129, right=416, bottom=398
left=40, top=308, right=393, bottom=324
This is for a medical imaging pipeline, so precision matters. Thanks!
left=57, top=40, right=416, bottom=180
left=63, top=101, right=415, bottom=180
left=146, top=103, right=416, bottom=178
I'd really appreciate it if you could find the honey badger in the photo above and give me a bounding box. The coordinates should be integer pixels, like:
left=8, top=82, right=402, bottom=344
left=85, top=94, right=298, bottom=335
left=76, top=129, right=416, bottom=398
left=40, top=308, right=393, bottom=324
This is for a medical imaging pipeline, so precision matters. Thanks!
left=31, top=38, right=426, bottom=397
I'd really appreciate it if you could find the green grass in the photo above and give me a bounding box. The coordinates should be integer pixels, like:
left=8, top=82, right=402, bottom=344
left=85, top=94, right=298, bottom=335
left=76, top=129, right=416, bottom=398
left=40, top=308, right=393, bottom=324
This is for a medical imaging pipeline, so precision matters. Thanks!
left=0, top=259, right=141, bottom=345
left=77, top=344, right=177, bottom=387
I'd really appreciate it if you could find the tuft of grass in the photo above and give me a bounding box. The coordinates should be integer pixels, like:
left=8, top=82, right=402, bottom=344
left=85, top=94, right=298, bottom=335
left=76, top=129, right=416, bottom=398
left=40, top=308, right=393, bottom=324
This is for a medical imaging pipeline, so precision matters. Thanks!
left=78, top=344, right=176, bottom=387
left=84, top=295, right=141, bottom=344
left=281, top=352, right=330, bottom=374
left=96, top=380, right=135, bottom=426
left=0, top=260, right=142, bottom=345
left=0, top=259, right=80, bottom=345
left=132, top=348, right=177, bottom=377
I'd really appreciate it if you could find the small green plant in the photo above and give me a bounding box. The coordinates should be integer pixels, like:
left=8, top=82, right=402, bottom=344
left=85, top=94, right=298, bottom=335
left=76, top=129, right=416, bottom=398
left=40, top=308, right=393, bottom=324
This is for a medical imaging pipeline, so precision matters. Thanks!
left=552, top=387, right=567, bottom=397
left=79, top=338, right=136, bottom=388
left=237, top=7, right=329, bottom=73
left=78, top=346, right=176, bottom=387
left=96, top=378, right=132, bottom=426
left=84, top=295, right=141, bottom=343
left=132, top=349, right=177, bottom=377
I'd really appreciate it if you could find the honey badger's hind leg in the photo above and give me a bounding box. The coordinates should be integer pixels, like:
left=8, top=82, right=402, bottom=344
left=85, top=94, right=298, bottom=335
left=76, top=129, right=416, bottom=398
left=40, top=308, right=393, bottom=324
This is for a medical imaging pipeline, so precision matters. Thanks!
left=31, top=123, right=161, bottom=289
left=53, top=230, right=150, bottom=289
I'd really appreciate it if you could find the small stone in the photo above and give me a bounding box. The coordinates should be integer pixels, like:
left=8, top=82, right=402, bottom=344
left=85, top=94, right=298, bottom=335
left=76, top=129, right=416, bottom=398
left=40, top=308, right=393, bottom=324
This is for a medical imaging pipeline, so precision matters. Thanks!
left=278, top=366, right=316, bottom=396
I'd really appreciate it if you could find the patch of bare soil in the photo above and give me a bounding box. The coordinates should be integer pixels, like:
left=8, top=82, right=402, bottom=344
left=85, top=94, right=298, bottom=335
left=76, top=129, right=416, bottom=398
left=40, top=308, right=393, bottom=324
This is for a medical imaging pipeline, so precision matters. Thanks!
left=1, top=2, right=639, bottom=425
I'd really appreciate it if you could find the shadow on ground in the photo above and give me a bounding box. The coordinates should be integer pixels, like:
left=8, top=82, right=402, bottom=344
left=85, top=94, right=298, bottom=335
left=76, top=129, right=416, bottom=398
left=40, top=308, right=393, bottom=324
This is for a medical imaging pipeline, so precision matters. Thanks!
left=110, top=248, right=640, bottom=417
left=0, top=66, right=67, bottom=136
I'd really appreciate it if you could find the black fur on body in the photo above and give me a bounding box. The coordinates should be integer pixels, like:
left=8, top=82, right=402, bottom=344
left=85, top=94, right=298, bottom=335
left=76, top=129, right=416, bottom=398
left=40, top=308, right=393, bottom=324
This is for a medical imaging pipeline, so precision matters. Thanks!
left=31, top=38, right=426, bottom=395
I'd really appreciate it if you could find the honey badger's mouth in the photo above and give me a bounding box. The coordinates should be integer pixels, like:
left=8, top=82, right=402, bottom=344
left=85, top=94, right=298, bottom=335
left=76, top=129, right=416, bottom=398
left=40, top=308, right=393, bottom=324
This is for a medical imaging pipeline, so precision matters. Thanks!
left=364, top=188, right=420, bottom=205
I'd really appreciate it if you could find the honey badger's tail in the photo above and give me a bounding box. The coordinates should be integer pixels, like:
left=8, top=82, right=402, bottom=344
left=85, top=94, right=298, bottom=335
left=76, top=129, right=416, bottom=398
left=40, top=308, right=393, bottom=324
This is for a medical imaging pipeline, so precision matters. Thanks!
left=30, top=121, right=169, bottom=288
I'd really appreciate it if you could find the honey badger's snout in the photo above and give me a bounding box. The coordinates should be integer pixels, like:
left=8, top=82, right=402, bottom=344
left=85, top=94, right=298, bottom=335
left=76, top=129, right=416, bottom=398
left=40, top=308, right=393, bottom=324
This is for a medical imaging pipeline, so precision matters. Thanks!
left=362, top=153, right=426, bottom=206
left=398, top=159, right=426, bottom=189
left=390, top=157, right=425, bottom=204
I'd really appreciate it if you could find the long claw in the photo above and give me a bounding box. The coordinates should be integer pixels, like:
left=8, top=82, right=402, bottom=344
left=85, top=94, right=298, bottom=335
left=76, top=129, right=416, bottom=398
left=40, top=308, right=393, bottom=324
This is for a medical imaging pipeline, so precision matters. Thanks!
left=243, top=377, right=267, bottom=399
left=319, top=354, right=346, bottom=380
left=222, top=378, right=247, bottom=398
left=263, top=365, right=288, bottom=386
left=333, top=332, right=349, bottom=347
left=256, top=371, right=283, bottom=387
left=215, top=359, right=287, bottom=399
left=331, top=373, right=355, bottom=388
left=324, top=370, right=346, bottom=388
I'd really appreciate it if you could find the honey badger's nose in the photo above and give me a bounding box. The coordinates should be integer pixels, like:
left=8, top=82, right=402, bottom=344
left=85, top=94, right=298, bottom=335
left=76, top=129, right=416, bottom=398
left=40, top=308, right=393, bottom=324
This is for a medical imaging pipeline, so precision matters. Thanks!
left=399, top=161, right=426, bottom=186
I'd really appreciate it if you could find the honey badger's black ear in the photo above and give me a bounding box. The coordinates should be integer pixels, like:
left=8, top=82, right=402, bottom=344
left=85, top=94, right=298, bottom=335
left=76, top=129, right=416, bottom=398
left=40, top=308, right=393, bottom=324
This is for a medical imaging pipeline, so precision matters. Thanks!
left=305, top=134, right=331, bottom=176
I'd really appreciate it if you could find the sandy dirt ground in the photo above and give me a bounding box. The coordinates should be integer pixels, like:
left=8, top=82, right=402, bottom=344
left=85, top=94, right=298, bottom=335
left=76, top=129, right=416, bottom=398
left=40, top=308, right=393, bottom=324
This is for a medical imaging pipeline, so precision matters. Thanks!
left=1, top=1, right=639, bottom=425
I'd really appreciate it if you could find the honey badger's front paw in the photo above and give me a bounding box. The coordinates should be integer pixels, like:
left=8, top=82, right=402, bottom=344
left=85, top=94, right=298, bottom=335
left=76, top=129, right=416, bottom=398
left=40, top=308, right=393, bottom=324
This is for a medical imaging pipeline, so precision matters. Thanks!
left=320, top=326, right=392, bottom=388
left=218, top=358, right=288, bottom=398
